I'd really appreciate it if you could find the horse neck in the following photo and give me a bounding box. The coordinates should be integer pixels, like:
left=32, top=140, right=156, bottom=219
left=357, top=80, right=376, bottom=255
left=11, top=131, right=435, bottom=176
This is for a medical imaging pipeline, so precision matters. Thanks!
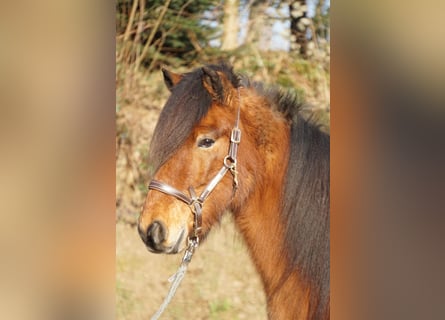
left=231, top=93, right=310, bottom=318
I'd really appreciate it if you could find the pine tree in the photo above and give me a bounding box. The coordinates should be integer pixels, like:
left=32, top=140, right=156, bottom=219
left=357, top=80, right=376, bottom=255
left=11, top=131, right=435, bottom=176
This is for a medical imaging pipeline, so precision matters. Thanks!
left=116, top=0, right=220, bottom=70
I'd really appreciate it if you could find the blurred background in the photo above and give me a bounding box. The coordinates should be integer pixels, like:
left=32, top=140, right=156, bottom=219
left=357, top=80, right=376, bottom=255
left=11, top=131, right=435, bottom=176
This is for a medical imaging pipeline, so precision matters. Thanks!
left=3, top=0, right=444, bottom=319
left=115, top=0, right=329, bottom=319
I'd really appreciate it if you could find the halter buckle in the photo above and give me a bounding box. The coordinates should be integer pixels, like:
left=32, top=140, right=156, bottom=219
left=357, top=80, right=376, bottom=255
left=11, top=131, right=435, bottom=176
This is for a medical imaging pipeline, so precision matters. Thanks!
left=187, top=187, right=203, bottom=238
left=231, top=128, right=241, bottom=143
left=182, top=237, right=199, bottom=263
left=223, top=156, right=239, bottom=191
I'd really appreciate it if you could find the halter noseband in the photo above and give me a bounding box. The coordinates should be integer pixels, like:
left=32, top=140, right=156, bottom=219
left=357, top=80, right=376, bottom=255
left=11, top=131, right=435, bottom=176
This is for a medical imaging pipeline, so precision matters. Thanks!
left=147, top=88, right=242, bottom=246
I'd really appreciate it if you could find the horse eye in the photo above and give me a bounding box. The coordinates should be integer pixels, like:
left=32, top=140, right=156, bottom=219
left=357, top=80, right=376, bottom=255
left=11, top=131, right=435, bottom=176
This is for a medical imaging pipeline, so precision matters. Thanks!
left=197, top=138, right=215, bottom=148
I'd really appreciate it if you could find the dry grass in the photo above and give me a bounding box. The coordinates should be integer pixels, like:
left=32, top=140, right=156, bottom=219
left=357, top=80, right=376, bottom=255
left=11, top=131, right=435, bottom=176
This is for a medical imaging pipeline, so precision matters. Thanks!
left=116, top=70, right=168, bottom=223
left=116, top=215, right=267, bottom=319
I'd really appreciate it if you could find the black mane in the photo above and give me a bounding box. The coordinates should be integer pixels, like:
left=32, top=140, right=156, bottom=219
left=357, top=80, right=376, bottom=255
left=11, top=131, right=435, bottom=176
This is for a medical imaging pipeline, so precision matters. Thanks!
left=248, top=78, right=330, bottom=318
left=282, top=110, right=330, bottom=319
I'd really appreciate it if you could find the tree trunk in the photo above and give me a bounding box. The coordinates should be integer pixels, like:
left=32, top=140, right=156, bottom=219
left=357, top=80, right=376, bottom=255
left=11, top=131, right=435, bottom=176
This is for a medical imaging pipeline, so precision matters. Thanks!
left=289, top=0, right=309, bottom=58
left=245, top=0, right=268, bottom=47
left=221, top=0, right=239, bottom=50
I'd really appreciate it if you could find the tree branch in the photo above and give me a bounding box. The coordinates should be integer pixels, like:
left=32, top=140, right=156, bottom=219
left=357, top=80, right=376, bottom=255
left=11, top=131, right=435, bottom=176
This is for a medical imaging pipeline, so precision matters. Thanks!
left=134, top=0, right=172, bottom=72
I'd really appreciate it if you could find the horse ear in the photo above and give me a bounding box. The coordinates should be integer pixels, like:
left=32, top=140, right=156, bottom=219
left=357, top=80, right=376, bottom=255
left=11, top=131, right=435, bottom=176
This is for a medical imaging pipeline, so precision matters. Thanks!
left=201, top=66, right=229, bottom=103
left=162, top=68, right=182, bottom=91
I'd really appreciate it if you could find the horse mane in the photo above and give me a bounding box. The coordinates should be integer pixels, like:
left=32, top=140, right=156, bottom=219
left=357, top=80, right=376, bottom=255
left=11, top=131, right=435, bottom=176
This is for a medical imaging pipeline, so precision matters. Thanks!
left=149, top=63, right=330, bottom=318
left=281, top=101, right=330, bottom=319
left=289, top=118, right=330, bottom=318
left=245, top=78, right=330, bottom=319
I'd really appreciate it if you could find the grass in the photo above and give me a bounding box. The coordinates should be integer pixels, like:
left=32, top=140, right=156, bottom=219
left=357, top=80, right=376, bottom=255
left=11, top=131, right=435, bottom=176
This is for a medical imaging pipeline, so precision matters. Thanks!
left=116, top=216, right=267, bottom=319
left=116, top=279, right=137, bottom=319
left=209, top=298, right=233, bottom=319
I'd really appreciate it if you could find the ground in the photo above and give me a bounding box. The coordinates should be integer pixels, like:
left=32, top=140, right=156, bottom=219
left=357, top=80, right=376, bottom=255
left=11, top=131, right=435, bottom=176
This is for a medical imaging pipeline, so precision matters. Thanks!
left=116, top=215, right=267, bottom=319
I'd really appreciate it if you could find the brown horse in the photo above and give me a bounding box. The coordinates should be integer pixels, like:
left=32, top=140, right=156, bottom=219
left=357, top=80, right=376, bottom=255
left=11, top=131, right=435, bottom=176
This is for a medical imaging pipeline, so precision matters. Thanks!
left=138, top=63, right=330, bottom=319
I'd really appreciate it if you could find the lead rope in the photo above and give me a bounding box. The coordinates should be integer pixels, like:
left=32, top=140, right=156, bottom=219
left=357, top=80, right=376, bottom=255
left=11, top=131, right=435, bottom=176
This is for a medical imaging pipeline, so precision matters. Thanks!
left=149, top=87, right=242, bottom=320
left=150, top=193, right=202, bottom=320
left=150, top=237, right=198, bottom=320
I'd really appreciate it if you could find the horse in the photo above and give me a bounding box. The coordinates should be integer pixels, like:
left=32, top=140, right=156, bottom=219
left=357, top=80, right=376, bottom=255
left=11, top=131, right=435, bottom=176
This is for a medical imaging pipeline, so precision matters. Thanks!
left=138, top=63, right=330, bottom=319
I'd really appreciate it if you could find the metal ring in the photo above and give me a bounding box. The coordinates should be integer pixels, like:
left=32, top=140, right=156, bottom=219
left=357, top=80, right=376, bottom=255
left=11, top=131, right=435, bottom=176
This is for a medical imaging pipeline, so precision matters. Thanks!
left=224, top=155, right=236, bottom=169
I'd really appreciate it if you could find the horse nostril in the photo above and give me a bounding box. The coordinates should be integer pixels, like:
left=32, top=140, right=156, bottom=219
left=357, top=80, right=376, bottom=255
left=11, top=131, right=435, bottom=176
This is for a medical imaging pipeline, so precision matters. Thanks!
left=146, top=221, right=166, bottom=249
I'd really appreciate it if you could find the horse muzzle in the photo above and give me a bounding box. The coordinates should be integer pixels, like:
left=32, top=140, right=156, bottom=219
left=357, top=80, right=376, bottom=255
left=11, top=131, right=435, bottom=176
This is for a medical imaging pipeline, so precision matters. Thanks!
left=138, top=220, right=186, bottom=254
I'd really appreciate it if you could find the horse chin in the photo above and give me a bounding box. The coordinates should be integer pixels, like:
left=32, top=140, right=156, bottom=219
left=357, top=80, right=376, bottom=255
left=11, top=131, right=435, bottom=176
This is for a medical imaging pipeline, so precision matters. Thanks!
left=165, top=227, right=187, bottom=254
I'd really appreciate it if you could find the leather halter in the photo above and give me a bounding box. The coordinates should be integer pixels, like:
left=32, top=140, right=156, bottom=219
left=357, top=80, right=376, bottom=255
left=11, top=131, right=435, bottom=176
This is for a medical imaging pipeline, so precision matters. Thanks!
left=147, top=88, right=242, bottom=245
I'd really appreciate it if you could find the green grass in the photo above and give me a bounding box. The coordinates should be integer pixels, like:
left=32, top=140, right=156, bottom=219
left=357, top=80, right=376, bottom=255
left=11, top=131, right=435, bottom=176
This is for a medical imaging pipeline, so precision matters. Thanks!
left=209, top=298, right=233, bottom=319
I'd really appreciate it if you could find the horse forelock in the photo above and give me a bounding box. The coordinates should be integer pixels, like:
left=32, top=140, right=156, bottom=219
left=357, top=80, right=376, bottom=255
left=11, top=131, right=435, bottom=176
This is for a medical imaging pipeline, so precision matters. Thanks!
left=148, top=63, right=239, bottom=175
left=148, top=73, right=210, bottom=175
